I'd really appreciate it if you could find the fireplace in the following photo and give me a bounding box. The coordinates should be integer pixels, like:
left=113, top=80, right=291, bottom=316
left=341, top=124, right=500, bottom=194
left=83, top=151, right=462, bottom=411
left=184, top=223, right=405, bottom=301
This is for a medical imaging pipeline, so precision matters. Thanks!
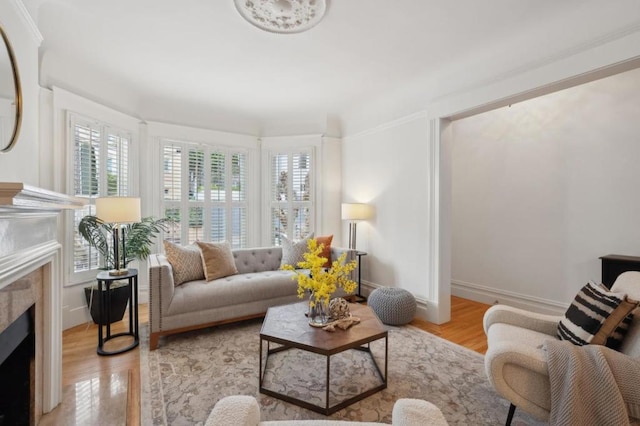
left=0, top=306, right=34, bottom=425
left=0, top=183, right=86, bottom=424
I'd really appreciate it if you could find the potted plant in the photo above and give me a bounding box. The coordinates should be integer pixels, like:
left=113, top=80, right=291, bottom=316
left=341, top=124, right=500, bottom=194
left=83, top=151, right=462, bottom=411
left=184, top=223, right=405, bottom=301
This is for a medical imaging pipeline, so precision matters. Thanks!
left=282, top=238, right=358, bottom=326
left=79, top=215, right=173, bottom=324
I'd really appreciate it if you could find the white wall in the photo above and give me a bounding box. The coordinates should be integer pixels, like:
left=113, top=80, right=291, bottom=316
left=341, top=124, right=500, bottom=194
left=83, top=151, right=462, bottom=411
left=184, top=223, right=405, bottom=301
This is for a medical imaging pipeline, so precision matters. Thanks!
left=0, top=0, right=41, bottom=185
left=451, top=67, right=640, bottom=313
left=342, top=114, right=437, bottom=321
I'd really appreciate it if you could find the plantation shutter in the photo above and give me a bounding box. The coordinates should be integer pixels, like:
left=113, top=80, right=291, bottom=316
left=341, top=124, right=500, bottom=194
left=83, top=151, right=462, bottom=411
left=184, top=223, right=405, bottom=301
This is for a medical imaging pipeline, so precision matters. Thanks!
left=230, top=152, right=247, bottom=248
left=163, top=143, right=182, bottom=244
left=161, top=140, right=249, bottom=248
left=71, top=116, right=131, bottom=275
left=269, top=150, right=313, bottom=245
left=73, top=120, right=101, bottom=273
left=188, top=148, right=206, bottom=243
left=210, top=150, right=226, bottom=242
left=106, top=131, right=129, bottom=196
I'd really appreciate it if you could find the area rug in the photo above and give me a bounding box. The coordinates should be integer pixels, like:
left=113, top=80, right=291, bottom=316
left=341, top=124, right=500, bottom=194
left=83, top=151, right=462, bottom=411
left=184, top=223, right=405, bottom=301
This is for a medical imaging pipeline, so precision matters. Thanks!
left=140, top=319, right=544, bottom=425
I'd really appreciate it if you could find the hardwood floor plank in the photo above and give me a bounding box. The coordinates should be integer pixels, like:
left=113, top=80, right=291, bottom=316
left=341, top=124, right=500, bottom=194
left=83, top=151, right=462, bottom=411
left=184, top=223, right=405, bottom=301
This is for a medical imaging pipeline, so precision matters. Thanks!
left=41, top=297, right=490, bottom=424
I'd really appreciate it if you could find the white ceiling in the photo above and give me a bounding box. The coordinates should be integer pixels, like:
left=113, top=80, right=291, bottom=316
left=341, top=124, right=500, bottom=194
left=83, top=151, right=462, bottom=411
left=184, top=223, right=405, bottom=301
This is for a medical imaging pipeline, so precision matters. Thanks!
left=23, top=0, right=640, bottom=135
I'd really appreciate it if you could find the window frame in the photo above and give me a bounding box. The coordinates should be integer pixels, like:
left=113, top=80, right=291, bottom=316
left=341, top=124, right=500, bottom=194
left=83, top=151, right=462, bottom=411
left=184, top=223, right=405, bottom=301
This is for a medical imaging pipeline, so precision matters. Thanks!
left=66, top=112, right=134, bottom=285
left=160, top=138, right=250, bottom=247
left=265, top=147, right=315, bottom=246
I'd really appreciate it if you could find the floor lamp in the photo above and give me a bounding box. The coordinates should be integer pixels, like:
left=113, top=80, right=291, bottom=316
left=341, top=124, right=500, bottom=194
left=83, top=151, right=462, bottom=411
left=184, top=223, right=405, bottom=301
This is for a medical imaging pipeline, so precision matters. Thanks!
left=341, top=203, right=372, bottom=250
left=96, top=197, right=141, bottom=276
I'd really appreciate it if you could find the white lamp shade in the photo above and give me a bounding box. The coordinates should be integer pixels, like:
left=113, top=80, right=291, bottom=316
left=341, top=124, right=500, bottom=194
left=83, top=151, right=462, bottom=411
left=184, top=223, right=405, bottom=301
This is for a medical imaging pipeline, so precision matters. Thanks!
left=96, top=197, right=141, bottom=224
left=341, top=203, right=372, bottom=221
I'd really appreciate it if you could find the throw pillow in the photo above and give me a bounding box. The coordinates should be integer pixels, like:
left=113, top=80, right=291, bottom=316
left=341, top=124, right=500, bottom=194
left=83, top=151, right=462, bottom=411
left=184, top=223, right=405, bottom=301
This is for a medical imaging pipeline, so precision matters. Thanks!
left=316, top=235, right=333, bottom=268
left=163, top=240, right=205, bottom=286
left=557, top=282, right=638, bottom=348
left=280, top=233, right=314, bottom=267
left=195, top=241, right=238, bottom=281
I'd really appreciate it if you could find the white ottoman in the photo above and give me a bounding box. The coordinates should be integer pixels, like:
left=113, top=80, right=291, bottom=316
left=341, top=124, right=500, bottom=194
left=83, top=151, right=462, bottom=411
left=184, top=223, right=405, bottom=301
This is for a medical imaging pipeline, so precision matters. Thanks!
left=368, top=287, right=416, bottom=325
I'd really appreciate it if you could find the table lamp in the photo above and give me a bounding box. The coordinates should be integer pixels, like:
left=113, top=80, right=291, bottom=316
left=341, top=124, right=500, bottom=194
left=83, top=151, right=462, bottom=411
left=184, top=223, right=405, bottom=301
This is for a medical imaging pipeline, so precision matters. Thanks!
left=96, top=196, right=141, bottom=276
left=341, top=203, right=372, bottom=250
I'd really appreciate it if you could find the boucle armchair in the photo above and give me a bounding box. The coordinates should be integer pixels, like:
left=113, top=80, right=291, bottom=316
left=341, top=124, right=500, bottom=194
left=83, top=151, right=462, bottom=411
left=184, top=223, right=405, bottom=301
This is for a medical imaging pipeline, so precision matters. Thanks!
left=484, top=271, right=640, bottom=424
left=205, top=395, right=449, bottom=426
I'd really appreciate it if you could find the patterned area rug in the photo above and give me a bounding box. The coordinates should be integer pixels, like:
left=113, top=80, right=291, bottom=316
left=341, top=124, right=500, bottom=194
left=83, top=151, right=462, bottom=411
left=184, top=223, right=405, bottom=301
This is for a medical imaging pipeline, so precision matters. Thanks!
left=140, top=318, right=544, bottom=425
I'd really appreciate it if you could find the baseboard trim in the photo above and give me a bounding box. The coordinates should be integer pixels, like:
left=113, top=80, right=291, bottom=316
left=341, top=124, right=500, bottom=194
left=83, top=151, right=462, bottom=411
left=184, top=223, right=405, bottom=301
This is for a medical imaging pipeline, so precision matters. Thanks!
left=360, top=281, right=439, bottom=323
left=451, top=279, right=568, bottom=315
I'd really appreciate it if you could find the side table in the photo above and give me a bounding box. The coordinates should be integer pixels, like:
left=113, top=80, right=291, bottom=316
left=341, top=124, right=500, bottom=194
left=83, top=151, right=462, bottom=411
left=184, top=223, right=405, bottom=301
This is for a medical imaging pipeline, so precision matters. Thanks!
left=600, top=254, right=640, bottom=289
left=354, top=251, right=367, bottom=303
left=95, top=269, right=139, bottom=356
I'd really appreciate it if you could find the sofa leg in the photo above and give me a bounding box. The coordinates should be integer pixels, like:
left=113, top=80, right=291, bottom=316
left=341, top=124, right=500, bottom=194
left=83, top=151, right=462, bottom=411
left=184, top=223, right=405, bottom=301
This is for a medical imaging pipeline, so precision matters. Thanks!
left=505, top=403, right=516, bottom=426
left=150, top=333, right=159, bottom=350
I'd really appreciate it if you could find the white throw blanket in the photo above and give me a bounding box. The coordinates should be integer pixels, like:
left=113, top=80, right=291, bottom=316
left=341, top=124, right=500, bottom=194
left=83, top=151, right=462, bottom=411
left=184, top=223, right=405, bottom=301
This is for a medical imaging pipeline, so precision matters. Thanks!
left=544, top=340, right=640, bottom=426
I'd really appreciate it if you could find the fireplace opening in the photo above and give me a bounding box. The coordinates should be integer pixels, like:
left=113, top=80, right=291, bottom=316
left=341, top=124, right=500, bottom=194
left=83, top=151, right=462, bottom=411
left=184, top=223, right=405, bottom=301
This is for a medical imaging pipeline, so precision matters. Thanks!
left=0, top=306, right=34, bottom=426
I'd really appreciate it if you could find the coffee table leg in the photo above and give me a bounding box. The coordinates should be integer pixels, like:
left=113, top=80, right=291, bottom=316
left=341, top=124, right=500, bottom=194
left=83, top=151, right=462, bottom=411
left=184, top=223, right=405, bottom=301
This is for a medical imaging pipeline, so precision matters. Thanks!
left=326, top=355, right=331, bottom=412
left=259, top=338, right=264, bottom=387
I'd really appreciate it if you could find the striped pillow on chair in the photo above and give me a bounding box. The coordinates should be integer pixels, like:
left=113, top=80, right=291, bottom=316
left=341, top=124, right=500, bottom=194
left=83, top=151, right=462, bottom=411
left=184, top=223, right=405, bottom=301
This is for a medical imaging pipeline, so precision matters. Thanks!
left=557, top=282, right=638, bottom=349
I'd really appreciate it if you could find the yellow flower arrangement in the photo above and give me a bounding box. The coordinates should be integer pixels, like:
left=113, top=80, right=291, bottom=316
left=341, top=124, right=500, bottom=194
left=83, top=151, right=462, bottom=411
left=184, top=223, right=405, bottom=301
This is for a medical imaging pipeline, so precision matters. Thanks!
left=282, top=238, right=358, bottom=307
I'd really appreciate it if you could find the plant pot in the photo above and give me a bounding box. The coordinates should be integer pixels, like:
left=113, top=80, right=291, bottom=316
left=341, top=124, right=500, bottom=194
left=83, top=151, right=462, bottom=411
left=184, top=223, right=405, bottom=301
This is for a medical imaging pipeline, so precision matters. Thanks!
left=84, top=282, right=130, bottom=325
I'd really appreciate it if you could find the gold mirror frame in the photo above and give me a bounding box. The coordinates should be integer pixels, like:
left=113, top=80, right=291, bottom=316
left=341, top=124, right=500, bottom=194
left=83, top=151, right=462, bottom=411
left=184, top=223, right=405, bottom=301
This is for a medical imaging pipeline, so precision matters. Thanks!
left=0, top=25, right=22, bottom=153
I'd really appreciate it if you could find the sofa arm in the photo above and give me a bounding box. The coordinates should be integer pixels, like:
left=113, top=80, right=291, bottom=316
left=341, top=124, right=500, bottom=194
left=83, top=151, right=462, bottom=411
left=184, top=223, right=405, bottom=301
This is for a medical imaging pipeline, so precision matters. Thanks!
left=205, top=395, right=260, bottom=426
left=392, top=399, right=449, bottom=426
left=148, top=254, right=176, bottom=334
left=483, top=304, right=562, bottom=337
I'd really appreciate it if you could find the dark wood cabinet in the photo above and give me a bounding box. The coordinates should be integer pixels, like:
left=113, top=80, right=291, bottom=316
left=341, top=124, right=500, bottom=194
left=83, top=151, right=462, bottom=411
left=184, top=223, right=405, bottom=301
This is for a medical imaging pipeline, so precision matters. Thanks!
left=600, top=254, right=640, bottom=289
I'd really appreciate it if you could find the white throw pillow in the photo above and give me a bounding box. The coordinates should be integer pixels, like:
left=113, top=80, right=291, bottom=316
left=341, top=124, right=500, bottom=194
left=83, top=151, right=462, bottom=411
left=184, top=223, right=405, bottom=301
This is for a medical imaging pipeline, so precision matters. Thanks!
left=280, top=233, right=314, bottom=268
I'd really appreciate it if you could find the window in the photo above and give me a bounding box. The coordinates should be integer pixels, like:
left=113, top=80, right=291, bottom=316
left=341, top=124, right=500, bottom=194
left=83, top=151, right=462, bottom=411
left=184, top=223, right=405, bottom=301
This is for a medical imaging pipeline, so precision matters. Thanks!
left=162, top=140, right=248, bottom=248
left=269, top=149, right=313, bottom=245
left=70, top=114, right=131, bottom=280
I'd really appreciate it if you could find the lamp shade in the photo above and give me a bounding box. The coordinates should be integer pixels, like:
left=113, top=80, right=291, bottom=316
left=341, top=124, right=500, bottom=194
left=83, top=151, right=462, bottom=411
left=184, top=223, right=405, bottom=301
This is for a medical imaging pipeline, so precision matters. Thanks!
left=96, top=197, right=141, bottom=224
left=341, top=203, right=372, bottom=221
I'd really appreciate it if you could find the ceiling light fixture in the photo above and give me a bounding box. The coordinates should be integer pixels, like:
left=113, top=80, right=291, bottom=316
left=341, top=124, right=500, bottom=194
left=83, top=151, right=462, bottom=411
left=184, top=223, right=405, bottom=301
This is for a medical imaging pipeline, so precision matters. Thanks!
left=234, top=0, right=327, bottom=34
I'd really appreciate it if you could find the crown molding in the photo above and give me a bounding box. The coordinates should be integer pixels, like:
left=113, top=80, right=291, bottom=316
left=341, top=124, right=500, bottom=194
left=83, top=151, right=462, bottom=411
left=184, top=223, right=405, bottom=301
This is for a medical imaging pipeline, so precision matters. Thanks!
left=343, top=111, right=428, bottom=141
left=11, top=0, right=43, bottom=46
left=435, top=21, right=640, bottom=108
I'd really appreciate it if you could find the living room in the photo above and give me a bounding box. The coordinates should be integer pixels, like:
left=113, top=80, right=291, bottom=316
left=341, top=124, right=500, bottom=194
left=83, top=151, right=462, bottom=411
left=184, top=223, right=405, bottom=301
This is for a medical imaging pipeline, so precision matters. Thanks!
left=1, top=0, right=640, bottom=425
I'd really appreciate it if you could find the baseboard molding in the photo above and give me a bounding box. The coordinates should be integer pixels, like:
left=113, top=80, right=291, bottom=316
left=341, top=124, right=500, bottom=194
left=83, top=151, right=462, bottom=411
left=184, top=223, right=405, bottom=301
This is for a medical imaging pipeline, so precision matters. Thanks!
left=452, top=279, right=568, bottom=315
left=63, top=304, right=91, bottom=330
left=360, top=281, right=439, bottom=323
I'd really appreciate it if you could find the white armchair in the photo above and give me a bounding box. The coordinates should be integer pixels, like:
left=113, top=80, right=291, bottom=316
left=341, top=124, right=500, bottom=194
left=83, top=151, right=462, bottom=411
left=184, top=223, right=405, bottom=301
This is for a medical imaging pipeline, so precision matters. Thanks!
left=205, top=395, right=449, bottom=426
left=484, top=271, right=640, bottom=424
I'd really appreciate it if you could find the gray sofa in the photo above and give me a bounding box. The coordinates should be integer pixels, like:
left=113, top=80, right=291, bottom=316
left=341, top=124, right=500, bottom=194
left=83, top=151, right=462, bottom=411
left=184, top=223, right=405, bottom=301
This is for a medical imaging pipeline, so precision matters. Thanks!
left=148, top=246, right=354, bottom=350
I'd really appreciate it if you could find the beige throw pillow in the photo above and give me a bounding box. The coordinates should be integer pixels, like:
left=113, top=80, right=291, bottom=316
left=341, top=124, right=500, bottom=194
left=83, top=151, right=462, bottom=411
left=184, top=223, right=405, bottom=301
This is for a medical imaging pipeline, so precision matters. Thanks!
left=163, top=240, right=205, bottom=286
left=195, top=241, right=238, bottom=281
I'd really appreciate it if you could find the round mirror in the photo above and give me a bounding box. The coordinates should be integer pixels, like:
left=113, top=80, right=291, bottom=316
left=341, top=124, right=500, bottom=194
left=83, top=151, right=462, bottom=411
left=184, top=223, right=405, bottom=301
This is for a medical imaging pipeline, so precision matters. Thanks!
left=0, top=25, right=22, bottom=153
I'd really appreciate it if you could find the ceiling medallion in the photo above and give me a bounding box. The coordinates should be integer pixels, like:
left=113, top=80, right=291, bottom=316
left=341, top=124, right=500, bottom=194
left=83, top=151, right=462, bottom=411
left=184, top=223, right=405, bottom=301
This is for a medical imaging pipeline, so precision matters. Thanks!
left=234, top=0, right=327, bottom=34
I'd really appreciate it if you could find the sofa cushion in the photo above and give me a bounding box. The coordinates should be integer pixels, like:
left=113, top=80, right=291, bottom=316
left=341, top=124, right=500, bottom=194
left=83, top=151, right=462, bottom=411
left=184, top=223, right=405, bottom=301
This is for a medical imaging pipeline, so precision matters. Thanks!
left=166, top=270, right=299, bottom=316
left=196, top=241, right=238, bottom=281
left=163, top=240, right=205, bottom=286
left=316, top=235, right=333, bottom=268
left=280, top=233, right=313, bottom=267
left=557, top=282, right=638, bottom=348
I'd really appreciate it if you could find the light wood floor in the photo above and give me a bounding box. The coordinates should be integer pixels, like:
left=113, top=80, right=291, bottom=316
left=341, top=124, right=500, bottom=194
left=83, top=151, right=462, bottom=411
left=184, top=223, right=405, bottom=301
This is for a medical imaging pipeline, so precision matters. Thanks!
left=40, top=296, right=490, bottom=425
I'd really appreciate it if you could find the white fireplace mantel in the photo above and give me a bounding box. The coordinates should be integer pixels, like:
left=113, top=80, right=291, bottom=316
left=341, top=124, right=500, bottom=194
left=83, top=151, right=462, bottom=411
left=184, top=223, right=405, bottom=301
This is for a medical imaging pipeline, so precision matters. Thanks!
left=0, top=182, right=86, bottom=210
left=0, top=182, right=85, bottom=419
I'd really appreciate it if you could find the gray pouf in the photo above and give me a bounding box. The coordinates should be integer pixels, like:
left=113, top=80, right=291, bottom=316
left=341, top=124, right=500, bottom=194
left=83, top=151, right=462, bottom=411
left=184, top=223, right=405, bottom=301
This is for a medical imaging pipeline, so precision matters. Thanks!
left=368, top=287, right=416, bottom=325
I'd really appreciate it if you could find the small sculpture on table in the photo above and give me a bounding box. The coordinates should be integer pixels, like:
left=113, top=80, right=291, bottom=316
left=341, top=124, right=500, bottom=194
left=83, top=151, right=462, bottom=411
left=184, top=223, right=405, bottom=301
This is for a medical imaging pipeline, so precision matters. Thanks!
left=323, top=297, right=360, bottom=332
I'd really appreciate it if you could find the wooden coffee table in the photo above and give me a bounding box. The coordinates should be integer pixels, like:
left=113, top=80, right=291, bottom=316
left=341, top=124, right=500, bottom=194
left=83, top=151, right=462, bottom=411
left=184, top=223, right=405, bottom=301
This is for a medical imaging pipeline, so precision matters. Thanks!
left=259, top=301, right=388, bottom=415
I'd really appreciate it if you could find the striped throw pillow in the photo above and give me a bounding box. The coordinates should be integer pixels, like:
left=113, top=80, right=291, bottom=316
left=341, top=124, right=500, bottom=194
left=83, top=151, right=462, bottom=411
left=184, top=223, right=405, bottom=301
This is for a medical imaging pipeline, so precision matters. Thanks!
left=557, top=282, right=637, bottom=348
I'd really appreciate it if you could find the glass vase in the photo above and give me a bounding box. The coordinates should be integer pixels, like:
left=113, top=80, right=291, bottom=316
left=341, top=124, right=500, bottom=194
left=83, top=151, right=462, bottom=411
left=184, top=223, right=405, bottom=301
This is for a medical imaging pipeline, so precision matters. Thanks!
left=308, top=294, right=329, bottom=327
